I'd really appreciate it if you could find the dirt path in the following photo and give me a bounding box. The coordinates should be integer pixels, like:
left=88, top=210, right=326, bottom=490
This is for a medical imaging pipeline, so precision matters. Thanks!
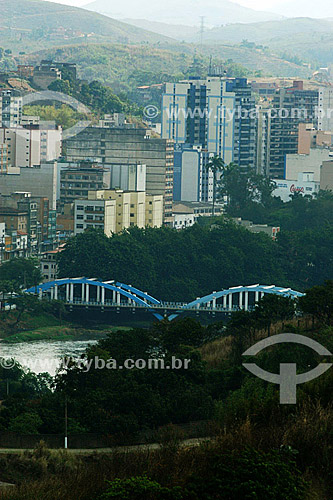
left=0, top=437, right=210, bottom=455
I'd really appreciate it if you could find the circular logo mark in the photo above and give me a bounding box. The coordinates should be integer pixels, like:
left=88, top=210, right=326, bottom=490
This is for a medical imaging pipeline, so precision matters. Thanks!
left=143, top=105, right=159, bottom=120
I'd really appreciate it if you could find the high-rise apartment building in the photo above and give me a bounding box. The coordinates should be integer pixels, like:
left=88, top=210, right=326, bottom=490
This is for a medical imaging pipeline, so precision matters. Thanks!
left=267, top=81, right=319, bottom=178
left=318, top=87, right=333, bottom=132
left=60, top=161, right=107, bottom=208
left=0, top=125, right=62, bottom=168
left=0, top=144, right=8, bottom=174
left=162, top=76, right=257, bottom=170
left=0, top=90, right=22, bottom=128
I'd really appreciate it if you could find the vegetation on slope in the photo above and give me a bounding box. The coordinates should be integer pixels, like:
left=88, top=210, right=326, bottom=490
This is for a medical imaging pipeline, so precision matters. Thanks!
left=0, top=283, right=333, bottom=498
left=0, top=0, right=171, bottom=53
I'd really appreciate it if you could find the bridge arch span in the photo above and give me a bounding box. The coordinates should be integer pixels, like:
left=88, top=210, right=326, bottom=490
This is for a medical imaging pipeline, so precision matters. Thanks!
left=167, top=285, right=304, bottom=320
left=25, top=281, right=304, bottom=321
left=25, top=278, right=163, bottom=319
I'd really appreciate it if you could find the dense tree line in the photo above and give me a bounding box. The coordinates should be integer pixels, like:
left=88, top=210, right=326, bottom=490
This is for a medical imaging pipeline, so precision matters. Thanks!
left=57, top=223, right=332, bottom=302
left=217, top=163, right=333, bottom=231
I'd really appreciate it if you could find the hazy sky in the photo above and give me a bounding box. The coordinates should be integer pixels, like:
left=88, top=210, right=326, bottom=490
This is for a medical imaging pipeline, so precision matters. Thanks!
left=43, top=0, right=332, bottom=17
left=46, top=0, right=281, bottom=7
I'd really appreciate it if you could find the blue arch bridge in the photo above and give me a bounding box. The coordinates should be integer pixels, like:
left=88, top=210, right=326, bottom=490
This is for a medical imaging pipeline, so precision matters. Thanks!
left=25, top=279, right=305, bottom=321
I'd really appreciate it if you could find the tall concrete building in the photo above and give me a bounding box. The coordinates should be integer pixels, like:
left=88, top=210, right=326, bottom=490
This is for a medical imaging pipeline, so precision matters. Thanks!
left=267, top=81, right=319, bottom=178
left=0, top=90, right=22, bottom=128
left=0, top=124, right=62, bottom=168
left=0, top=144, right=8, bottom=173
left=318, top=87, right=333, bottom=132
left=173, top=145, right=213, bottom=203
left=162, top=77, right=257, bottom=170
left=60, top=161, right=107, bottom=208
left=64, top=127, right=174, bottom=223
left=0, top=161, right=59, bottom=210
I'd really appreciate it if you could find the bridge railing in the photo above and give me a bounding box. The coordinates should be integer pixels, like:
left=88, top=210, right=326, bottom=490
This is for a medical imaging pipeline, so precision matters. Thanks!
left=67, top=299, right=253, bottom=312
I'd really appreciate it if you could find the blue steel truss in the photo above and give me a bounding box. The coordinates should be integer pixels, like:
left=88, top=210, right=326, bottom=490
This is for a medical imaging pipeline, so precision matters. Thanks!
left=25, top=280, right=304, bottom=321
left=25, top=278, right=163, bottom=320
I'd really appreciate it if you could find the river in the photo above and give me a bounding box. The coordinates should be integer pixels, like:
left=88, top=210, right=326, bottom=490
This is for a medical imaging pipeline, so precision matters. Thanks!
left=0, top=339, right=98, bottom=376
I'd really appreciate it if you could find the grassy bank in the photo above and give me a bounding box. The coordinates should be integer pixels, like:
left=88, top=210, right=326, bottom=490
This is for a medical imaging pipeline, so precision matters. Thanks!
left=0, top=311, right=130, bottom=344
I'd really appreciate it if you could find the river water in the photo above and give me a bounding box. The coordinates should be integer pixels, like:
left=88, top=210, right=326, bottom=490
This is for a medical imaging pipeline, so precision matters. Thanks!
left=0, top=340, right=98, bottom=376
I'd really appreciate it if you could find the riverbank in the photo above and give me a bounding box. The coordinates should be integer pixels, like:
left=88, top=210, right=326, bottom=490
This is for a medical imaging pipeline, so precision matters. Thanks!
left=0, top=311, right=130, bottom=344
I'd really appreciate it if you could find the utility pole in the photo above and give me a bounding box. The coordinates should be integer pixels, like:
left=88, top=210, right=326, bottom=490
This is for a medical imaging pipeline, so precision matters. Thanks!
left=64, top=396, right=68, bottom=449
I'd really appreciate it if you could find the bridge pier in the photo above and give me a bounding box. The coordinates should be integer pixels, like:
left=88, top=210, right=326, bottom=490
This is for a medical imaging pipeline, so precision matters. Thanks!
left=244, top=291, right=249, bottom=311
left=239, top=291, right=243, bottom=309
left=212, top=292, right=216, bottom=309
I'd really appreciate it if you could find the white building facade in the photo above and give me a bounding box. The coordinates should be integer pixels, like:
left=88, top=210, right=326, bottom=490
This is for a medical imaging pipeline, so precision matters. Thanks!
left=273, top=173, right=320, bottom=202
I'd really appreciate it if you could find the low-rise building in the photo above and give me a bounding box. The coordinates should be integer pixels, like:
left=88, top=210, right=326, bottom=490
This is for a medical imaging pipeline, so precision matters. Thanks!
left=74, top=189, right=163, bottom=236
left=0, top=207, right=28, bottom=234
left=172, top=201, right=223, bottom=230
left=232, top=218, right=280, bottom=240
left=74, top=198, right=116, bottom=236
left=285, top=148, right=332, bottom=182
left=273, top=172, right=320, bottom=202
left=40, top=246, right=64, bottom=282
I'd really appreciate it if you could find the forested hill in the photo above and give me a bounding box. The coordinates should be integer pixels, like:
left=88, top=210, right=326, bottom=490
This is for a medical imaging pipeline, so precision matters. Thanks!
left=57, top=222, right=333, bottom=302
left=0, top=0, right=172, bottom=52
left=21, top=43, right=310, bottom=93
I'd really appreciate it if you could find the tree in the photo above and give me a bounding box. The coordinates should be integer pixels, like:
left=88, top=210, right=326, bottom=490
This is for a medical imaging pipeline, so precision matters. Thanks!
left=0, top=280, right=16, bottom=301
left=218, top=163, right=277, bottom=215
left=299, top=280, right=333, bottom=326
left=205, top=155, right=225, bottom=216
left=254, top=294, right=296, bottom=336
left=0, top=258, right=42, bottom=289
left=8, top=412, right=42, bottom=434
left=218, top=162, right=251, bottom=213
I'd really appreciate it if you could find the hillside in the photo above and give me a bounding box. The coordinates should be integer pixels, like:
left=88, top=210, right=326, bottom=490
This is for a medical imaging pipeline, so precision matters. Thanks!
left=85, top=0, right=284, bottom=26
left=19, top=43, right=311, bottom=93
left=189, top=17, right=333, bottom=44
left=187, top=17, right=333, bottom=67
left=200, top=44, right=311, bottom=78
left=0, top=0, right=172, bottom=53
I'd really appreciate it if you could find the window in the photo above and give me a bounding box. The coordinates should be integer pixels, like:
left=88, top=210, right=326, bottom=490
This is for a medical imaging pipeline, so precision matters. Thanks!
left=76, top=224, right=84, bottom=229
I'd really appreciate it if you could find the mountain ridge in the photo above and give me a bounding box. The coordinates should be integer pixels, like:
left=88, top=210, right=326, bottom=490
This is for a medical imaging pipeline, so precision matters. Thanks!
left=0, top=0, right=174, bottom=52
left=84, top=0, right=284, bottom=26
